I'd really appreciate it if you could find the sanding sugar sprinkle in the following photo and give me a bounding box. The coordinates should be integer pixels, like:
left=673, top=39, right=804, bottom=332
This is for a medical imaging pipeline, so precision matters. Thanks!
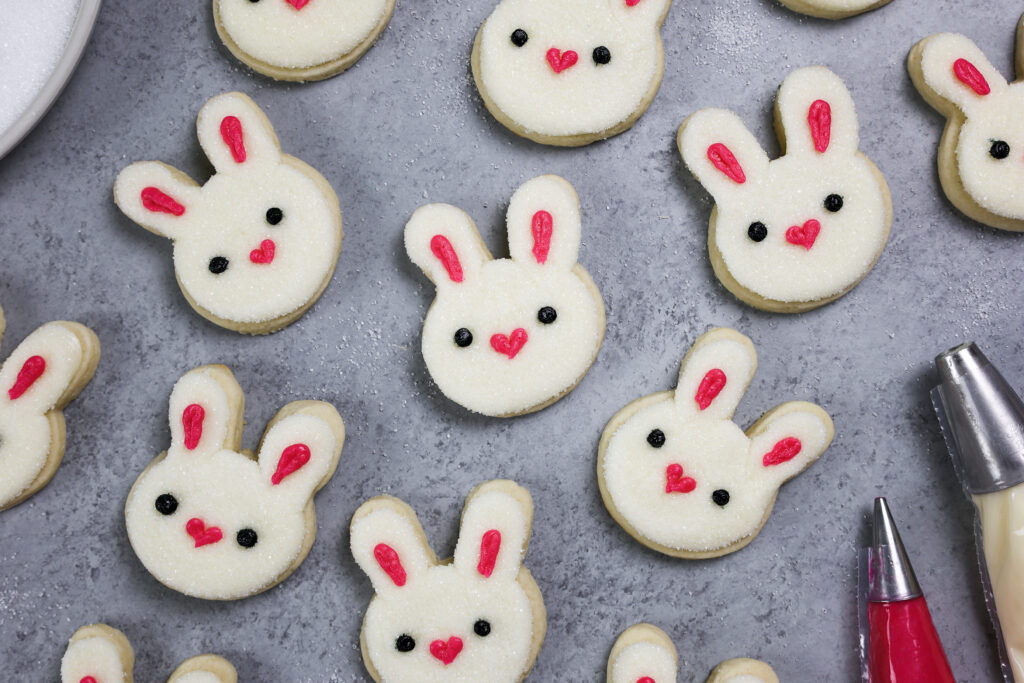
left=0, top=0, right=82, bottom=136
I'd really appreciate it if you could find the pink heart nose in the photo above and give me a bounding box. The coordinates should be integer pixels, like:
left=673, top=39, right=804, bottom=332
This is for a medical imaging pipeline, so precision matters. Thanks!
left=546, top=48, right=578, bottom=73
left=785, top=219, right=821, bottom=250
left=490, top=328, right=528, bottom=359
left=186, top=517, right=223, bottom=548
left=249, top=239, right=276, bottom=264
left=665, top=464, right=696, bottom=494
left=430, top=637, right=463, bottom=665
left=285, top=0, right=310, bottom=9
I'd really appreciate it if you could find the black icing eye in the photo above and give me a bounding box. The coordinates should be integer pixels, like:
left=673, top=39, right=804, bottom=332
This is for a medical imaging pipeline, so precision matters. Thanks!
left=474, top=619, right=491, bottom=637
left=454, top=328, right=473, bottom=347
left=647, top=429, right=665, bottom=448
left=395, top=635, right=416, bottom=652
left=208, top=256, right=229, bottom=274
left=592, top=46, right=611, bottom=65
left=236, top=528, right=258, bottom=548
left=537, top=306, right=557, bottom=324
left=747, top=222, right=767, bottom=242
left=155, top=494, right=178, bottom=516
left=266, top=207, right=284, bottom=225
left=511, top=29, right=528, bottom=47
left=990, top=140, right=1011, bottom=160
left=824, top=194, right=844, bottom=213
left=248, top=0, right=259, bottom=3
left=712, top=489, right=730, bottom=507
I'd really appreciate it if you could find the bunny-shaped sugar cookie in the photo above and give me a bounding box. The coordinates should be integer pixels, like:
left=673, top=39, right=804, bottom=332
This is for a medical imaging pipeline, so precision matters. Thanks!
left=775, top=0, right=891, bottom=20
left=598, top=328, right=833, bottom=558
left=114, top=92, right=343, bottom=334
left=125, top=365, right=345, bottom=600
left=908, top=15, right=1024, bottom=232
left=607, top=623, right=780, bottom=683
left=679, top=66, right=892, bottom=313
left=473, top=0, right=672, bottom=146
left=0, top=305, right=100, bottom=511
left=61, top=623, right=237, bottom=683
left=214, top=0, right=396, bottom=81
left=405, top=175, right=605, bottom=417
left=350, top=480, right=546, bottom=683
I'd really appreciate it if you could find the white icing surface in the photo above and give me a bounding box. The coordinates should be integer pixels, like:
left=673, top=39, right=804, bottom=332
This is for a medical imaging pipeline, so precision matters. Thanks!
left=172, top=672, right=223, bottom=683
left=405, top=175, right=604, bottom=416
left=217, top=0, right=391, bottom=69
left=914, top=32, right=1024, bottom=221
left=61, top=636, right=127, bottom=683
left=601, top=328, right=832, bottom=553
left=114, top=92, right=341, bottom=328
left=351, top=482, right=539, bottom=683
left=791, top=0, right=879, bottom=9
left=975, top=488, right=1024, bottom=682
left=610, top=641, right=677, bottom=683
left=125, top=366, right=343, bottom=600
left=476, top=0, right=670, bottom=138
left=721, top=676, right=766, bottom=683
left=0, top=322, right=88, bottom=507
left=679, top=66, right=889, bottom=304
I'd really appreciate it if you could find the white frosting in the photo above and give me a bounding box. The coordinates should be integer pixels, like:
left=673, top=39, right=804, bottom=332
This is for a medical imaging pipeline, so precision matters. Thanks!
left=600, top=328, right=832, bottom=554
left=787, top=0, right=882, bottom=10
left=114, top=92, right=342, bottom=329
left=721, top=677, right=766, bottom=683
left=171, top=672, right=223, bottom=683
left=61, top=636, right=127, bottom=683
left=125, top=366, right=344, bottom=600
left=679, top=66, right=890, bottom=306
left=975, top=487, right=1024, bottom=682
left=912, top=31, right=1024, bottom=222
left=351, top=481, right=541, bottom=683
left=610, top=642, right=677, bottom=683
left=0, top=321, right=92, bottom=508
left=405, top=175, right=604, bottom=416
left=475, top=0, right=670, bottom=139
left=216, top=0, right=391, bottom=70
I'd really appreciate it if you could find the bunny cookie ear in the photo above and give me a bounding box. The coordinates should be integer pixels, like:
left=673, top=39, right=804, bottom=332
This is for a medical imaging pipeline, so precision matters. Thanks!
left=61, top=624, right=135, bottom=683
left=608, top=0, right=672, bottom=28
left=167, top=654, right=238, bottom=683
left=453, top=480, right=533, bottom=583
left=167, top=365, right=244, bottom=458
left=114, top=161, right=200, bottom=240
left=673, top=328, right=757, bottom=421
left=909, top=33, right=1008, bottom=117
left=351, top=496, right=438, bottom=596
left=506, top=175, right=582, bottom=272
left=775, top=66, right=860, bottom=158
left=256, top=401, right=345, bottom=502
left=606, top=623, right=679, bottom=683
left=405, top=203, right=491, bottom=288
left=678, top=109, right=769, bottom=202
left=0, top=321, right=100, bottom=415
left=747, top=401, right=834, bottom=488
left=197, top=92, right=282, bottom=173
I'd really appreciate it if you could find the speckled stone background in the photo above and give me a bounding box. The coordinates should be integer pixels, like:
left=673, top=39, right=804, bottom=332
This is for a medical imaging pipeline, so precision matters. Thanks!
left=1, top=0, right=1022, bottom=680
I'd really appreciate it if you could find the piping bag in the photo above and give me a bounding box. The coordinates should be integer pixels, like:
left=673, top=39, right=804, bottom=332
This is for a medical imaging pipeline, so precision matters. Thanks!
left=933, top=341, right=1024, bottom=682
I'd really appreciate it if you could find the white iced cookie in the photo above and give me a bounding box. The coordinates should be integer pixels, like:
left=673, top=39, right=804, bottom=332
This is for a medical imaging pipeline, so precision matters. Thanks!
left=405, top=175, right=605, bottom=417
left=214, top=0, right=396, bottom=82
left=60, top=623, right=237, bottom=683
left=472, top=0, right=672, bottom=146
left=598, top=327, right=833, bottom=558
left=678, top=66, right=892, bottom=313
left=350, top=479, right=546, bottom=683
left=706, top=658, right=779, bottom=683
left=124, top=364, right=345, bottom=600
left=0, top=306, right=100, bottom=511
left=775, top=0, right=891, bottom=20
left=908, top=16, right=1024, bottom=232
left=114, top=92, right=343, bottom=334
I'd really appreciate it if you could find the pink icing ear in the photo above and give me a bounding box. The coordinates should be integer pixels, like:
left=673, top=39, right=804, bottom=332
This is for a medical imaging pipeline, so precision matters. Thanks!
left=953, top=58, right=991, bottom=96
left=182, top=404, right=205, bottom=450
left=271, top=443, right=311, bottom=485
left=694, top=369, right=726, bottom=410
left=140, top=186, right=186, bottom=216
left=531, top=211, right=553, bottom=264
left=7, top=356, right=45, bottom=400
left=430, top=235, right=464, bottom=283
left=637, top=678, right=655, bottom=683
left=80, top=677, right=98, bottom=683
left=374, top=543, right=407, bottom=586
left=807, top=99, right=831, bottom=153
left=625, top=0, right=642, bottom=5
left=707, top=143, right=746, bottom=184
left=220, top=115, right=247, bottom=163
left=477, top=529, right=501, bottom=578
left=763, top=437, right=802, bottom=466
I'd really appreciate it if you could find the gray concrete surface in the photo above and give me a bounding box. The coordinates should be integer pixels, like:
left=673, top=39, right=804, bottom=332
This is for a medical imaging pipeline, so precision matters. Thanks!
left=1, top=0, right=1021, bottom=680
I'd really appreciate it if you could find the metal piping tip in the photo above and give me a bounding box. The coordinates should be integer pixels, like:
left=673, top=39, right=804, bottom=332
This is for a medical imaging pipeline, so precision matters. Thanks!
left=933, top=342, right=1024, bottom=495
left=868, top=497, right=922, bottom=602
